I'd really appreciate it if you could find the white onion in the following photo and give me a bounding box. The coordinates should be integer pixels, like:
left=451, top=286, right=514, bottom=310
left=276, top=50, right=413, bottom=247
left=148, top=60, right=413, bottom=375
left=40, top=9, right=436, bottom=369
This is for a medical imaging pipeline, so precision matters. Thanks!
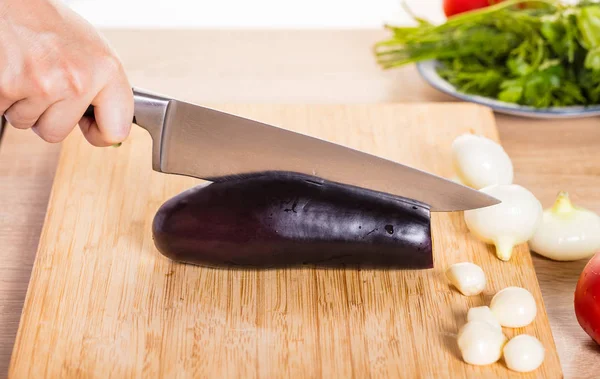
left=464, top=185, right=542, bottom=261
left=452, top=133, right=513, bottom=189
left=529, top=191, right=600, bottom=261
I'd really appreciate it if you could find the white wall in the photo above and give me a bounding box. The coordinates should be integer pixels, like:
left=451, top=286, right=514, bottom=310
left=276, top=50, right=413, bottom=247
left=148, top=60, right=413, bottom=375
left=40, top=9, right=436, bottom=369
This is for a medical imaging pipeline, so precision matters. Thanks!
left=64, top=0, right=445, bottom=28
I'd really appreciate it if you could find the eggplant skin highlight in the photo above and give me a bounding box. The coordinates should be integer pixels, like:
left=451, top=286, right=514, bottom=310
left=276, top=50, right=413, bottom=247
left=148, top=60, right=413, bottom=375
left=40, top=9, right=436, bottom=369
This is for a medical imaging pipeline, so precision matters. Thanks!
left=152, top=172, right=433, bottom=269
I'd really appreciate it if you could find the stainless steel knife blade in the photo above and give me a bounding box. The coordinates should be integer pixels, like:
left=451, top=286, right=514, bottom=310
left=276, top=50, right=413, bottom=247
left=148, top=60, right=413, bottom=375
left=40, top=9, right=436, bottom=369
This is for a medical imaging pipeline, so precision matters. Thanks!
left=130, top=88, right=500, bottom=212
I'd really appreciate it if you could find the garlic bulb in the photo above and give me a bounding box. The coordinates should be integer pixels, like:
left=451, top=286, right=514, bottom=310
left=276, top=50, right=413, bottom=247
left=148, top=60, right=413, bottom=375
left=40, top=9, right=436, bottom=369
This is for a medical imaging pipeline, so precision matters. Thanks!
left=446, top=262, right=486, bottom=296
left=467, top=306, right=502, bottom=332
left=503, top=334, right=545, bottom=372
left=464, top=185, right=542, bottom=261
left=490, top=287, right=537, bottom=328
left=452, top=134, right=513, bottom=189
left=529, top=191, right=600, bottom=261
left=457, top=321, right=507, bottom=366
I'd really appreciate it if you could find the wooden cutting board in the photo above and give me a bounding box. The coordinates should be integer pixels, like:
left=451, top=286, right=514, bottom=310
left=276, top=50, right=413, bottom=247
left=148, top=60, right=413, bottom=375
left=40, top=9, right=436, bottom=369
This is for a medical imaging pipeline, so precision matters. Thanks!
left=9, top=103, right=561, bottom=378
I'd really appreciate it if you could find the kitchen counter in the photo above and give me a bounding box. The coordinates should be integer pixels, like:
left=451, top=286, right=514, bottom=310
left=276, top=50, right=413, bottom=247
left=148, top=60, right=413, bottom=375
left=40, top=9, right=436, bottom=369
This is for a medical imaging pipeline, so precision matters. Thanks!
left=1, top=30, right=599, bottom=378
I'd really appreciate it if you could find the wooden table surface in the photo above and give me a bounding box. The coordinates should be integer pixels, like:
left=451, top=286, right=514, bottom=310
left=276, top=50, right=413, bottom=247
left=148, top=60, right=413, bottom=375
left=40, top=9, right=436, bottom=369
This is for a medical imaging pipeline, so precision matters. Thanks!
left=1, top=30, right=599, bottom=378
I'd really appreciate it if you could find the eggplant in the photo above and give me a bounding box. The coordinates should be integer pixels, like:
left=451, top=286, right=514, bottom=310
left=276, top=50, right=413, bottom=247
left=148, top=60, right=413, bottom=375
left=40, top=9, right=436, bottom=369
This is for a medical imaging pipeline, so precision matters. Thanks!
left=152, top=172, right=433, bottom=269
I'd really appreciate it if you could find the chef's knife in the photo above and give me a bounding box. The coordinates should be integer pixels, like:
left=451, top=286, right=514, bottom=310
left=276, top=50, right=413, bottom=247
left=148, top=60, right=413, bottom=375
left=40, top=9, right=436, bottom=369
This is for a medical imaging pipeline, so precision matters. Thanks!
left=84, top=88, right=499, bottom=212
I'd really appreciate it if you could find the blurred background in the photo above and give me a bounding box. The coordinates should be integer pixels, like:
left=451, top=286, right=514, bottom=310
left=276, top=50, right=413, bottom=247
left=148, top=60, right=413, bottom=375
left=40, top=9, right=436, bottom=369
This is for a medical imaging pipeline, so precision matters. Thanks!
left=63, top=0, right=446, bottom=28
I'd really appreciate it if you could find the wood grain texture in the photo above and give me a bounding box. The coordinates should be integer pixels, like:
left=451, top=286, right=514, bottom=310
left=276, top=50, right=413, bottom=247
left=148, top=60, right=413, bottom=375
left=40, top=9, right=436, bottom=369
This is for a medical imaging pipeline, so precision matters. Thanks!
left=0, top=128, right=60, bottom=378
left=9, top=103, right=560, bottom=378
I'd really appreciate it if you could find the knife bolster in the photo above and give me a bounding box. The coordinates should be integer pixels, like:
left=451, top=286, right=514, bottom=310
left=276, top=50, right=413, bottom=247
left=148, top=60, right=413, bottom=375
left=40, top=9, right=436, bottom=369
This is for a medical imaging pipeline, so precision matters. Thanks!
left=132, top=88, right=171, bottom=171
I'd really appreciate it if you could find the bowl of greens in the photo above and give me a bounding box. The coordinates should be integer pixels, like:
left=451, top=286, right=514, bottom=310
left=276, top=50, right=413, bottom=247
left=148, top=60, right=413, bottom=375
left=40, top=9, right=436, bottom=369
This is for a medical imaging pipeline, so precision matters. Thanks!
left=375, top=0, right=600, bottom=118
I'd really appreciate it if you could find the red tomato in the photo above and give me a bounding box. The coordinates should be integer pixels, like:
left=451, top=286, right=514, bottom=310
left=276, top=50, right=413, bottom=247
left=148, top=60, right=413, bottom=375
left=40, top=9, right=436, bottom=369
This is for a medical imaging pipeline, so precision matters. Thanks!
left=575, top=252, right=600, bottom=345
left=443, top=0, right=497, bottom=17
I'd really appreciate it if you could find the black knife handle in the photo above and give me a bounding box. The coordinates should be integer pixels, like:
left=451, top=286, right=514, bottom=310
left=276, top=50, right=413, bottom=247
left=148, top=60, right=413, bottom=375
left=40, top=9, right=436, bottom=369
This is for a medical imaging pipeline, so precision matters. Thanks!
left=83, top=105, right=95, bottom=119
left=83, top=105, right=137, bottom=124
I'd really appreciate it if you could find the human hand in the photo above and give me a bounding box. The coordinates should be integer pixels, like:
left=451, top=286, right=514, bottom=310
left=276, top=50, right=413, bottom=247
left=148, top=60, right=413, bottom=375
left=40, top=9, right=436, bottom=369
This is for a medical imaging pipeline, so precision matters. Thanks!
left=0, top=0, right=134, bottom=146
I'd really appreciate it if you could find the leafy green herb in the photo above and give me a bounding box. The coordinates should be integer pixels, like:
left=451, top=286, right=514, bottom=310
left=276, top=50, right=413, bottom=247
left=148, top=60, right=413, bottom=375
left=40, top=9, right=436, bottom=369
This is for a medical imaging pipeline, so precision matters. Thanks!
left=374, top=0, right=600, bottom=107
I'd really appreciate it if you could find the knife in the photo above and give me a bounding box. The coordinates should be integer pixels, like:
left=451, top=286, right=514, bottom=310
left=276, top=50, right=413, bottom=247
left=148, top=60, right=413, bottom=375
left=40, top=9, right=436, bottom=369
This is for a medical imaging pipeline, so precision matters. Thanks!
left=84, top=88, right=499, bottom=212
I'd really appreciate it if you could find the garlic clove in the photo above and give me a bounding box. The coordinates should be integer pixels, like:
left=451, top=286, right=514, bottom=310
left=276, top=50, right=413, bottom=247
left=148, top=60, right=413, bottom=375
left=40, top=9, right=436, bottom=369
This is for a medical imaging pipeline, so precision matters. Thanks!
left=467, top=306, right=502, bottom=332
left=446, top=262, right=486, bottom=296
left=464, top=185, right=542, bottom=261
left=490, top=287, right=537, bottom=328
left=457, top=321, right=507, bottom=366
left=503, top=334, right=545, bottom=372
left=529, top=191, right=600, bottom=261
left=452, top=133, right=513, bottom=190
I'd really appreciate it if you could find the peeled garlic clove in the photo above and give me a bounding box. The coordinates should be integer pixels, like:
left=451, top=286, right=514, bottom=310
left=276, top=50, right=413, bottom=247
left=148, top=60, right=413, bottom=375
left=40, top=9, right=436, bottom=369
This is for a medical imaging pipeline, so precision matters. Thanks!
left=446, top=262, right=486, bottom=296
left=457, top=321, right=507, bottom=366
left=529, top=191, right=600, bottom=261
left=464, top=185, right=542, bottom=261
left=490, top=287, right=537, bottom=328
left=467, top=306, right=502, bottom=332
left=452, top=133, right=513, bottom=189
left=503, top=334, right=545, bottom=372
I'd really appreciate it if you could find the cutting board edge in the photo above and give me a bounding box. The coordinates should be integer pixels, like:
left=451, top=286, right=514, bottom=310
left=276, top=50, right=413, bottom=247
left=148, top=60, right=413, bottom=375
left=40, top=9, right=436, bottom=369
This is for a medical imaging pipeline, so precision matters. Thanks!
left=8, top=142, right=67, bottom=377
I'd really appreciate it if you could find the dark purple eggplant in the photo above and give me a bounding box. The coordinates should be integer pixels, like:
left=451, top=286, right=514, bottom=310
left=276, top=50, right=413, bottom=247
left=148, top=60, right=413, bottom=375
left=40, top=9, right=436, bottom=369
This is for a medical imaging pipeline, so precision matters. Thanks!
left=152, top=172, right=433, bottom=269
